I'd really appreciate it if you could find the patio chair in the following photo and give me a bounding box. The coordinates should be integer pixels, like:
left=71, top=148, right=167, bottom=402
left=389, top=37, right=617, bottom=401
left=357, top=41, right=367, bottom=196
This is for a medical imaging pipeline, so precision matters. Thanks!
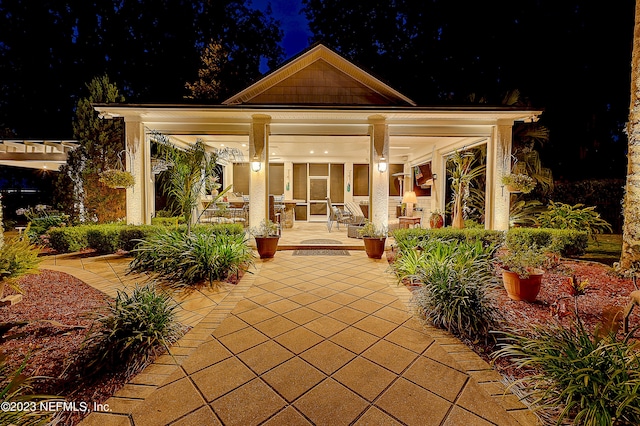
left=326, top=197, right=352, bottom=232
left=344, top=201, right=366, bottom=226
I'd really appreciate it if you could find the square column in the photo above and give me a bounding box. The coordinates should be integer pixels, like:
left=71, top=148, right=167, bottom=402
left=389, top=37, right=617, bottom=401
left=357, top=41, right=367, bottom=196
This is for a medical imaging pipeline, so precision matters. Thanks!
left=125, top=119, right=151, bottom=224
left=486, top=121, right=513, bottom=230
left=369, top=119, right=389, bottom=229
left=249, top=115, right=271, bottom=229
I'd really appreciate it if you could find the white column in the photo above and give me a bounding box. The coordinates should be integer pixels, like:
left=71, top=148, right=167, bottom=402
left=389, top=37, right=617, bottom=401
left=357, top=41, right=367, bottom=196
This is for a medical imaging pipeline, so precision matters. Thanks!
left=369, top=119, right=389, bottom=229
left=125, top=119, right=151, bottom=224
left=249, top=115, right=270, bottom=228
left=487, top=121, right=513, bottom=230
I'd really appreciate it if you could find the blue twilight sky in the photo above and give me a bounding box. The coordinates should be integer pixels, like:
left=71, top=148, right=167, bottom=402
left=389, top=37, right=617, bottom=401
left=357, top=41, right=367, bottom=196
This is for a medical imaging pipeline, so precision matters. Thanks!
left=252, top=0, right=312, bottom=59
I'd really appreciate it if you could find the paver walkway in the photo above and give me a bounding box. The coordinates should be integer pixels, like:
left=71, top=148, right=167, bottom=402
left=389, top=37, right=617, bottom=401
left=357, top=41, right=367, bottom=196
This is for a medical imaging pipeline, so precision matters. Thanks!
left=60, top=249, right=540, bottom=426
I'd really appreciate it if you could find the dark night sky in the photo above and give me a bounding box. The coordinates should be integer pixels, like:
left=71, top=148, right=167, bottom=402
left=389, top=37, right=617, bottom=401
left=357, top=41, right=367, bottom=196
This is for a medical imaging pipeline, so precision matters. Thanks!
left=253, top=0, right=311, bottom=59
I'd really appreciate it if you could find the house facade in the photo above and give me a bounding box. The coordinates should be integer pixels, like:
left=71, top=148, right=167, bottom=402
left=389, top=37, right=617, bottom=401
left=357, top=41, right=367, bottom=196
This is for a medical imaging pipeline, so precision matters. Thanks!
left=94, top=44, right=542, bottom=231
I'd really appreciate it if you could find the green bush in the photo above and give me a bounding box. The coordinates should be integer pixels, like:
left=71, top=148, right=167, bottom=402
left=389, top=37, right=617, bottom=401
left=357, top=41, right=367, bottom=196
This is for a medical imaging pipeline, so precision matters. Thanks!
left=192, top=223, right=245, bottom=235
left=47, top=226, right=89, bottom=253
left=129, top=227, right=254, bottom=288
left=506, top=227, right=588, bottom=257
left=392, top=227, right=504, bottom=252
left=0, top=237, right=40, bottom=297
left=408, top=239, right=500, bottom=342
left=86, top=224, right=123, bottom=254
left=26, top=214, right=69, bottom=244
left=493, top=321, right=640, bottom=425
left=89, top=284, right=182, bottom=374
left=537, top=201, right=613, bottom=241
left=118, top=225, right=159, bottom=252
left=151, top=216, right=184, bottom=227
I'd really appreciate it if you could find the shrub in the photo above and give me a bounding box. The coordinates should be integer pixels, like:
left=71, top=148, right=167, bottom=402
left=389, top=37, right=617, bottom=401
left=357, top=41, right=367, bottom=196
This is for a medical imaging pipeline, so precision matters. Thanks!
left=89, top=284, right=182, bottom=374
left=118, top=225, right=159, bottom=252
left=392, top=227, right=504, bottom=252
left=86, top=224, right=123, bottom=254
left=0, top=237, right=40, bottom=297
left=506, top=228, right=588, bottom=257
left=493, top=320, right=640, bottom=425
left=26, top=214, right=69, bottom=244
left=409, top=239, right=500, bottom=342
left=537, top=201, right=613, bottom=241
left=47, top=226, right=89, bottom=253
left=151, top=216, right=184, bottom=227
left=129, top=227, right=254, bottom=288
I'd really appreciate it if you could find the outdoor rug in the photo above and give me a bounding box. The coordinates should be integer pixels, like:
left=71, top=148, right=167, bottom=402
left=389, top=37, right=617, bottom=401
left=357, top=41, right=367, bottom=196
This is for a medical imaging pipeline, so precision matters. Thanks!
left=299, top=239, right=342, bottom=245
left=293, top=249, right=351, bottom=256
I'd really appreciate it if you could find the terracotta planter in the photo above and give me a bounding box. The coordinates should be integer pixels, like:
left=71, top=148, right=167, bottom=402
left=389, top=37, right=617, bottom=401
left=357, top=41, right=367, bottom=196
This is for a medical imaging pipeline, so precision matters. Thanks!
left=363, top=237, right=386, bottom=259
left=255, top=236, right=279, bottom=259
left=502, top=269, right=543, bottom=302
left=429, top=214, right=444, bottom=229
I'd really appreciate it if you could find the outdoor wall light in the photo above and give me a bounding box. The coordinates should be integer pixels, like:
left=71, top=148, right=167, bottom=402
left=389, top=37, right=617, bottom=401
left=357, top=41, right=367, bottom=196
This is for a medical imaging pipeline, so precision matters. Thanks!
left=251, top=154, right=262, bottom=172
left=377, top=156, right=388, bottom=173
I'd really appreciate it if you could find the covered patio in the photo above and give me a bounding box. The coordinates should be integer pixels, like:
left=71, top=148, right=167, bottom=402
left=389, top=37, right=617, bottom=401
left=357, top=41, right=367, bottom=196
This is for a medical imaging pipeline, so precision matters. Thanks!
left=94, top=44, right=541, bottom=233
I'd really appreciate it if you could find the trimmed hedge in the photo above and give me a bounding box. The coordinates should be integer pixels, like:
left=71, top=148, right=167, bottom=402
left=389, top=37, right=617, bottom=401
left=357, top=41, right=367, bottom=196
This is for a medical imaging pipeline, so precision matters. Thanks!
left=86, top=224, right=123, bottom=253
left=392, top=227, right=588, bottom=258
left=505, top=227, right=588, bottom=257
left=151, top=216, right=184, bottom=227
left=392, top=227, right=504, bottom=251
left=119, top=225, right=159, bottom=252
left=48, top=225, right=90, bottom=253
left=46, top=223, right=242, bottom=254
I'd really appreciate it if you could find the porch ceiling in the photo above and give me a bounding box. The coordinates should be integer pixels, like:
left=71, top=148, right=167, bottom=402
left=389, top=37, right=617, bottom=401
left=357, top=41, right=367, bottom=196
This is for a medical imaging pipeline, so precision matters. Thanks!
left=95, top=104, right=541, bottom=166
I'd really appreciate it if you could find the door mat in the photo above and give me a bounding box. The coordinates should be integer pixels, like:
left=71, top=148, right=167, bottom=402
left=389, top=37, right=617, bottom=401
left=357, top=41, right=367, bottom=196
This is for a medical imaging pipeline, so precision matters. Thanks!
left=293, top=249, right=350, bottom=256
left=300, top=239, right=342, bottom=245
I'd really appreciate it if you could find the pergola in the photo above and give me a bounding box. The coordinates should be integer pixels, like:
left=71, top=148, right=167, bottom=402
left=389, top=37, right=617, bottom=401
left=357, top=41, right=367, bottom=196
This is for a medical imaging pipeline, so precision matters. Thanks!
left=0, top=140, right=79, bottom=170
left=95, top=44, right=541, bottom=231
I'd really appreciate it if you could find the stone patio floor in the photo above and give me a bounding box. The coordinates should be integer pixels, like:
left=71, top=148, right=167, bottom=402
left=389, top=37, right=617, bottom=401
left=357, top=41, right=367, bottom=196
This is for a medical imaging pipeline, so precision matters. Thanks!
left=38, top=225, right=539, bottom=426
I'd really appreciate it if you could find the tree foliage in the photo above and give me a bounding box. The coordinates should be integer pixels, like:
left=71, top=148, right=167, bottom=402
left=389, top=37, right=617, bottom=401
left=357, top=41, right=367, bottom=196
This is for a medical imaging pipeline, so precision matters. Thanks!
left=55, top=75, right=126, bottom=223
left=0, top=0, right=283, bottom=137
left=302, top=0, right=633, bottom=179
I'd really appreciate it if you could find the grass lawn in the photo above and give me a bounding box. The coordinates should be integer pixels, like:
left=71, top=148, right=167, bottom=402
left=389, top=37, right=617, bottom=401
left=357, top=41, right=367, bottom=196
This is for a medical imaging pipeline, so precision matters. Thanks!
left=580, top=234, right=622, bottom=265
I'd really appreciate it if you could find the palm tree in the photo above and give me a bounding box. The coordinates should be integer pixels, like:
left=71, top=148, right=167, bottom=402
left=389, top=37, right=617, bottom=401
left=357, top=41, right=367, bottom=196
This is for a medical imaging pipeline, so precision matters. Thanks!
left=156, top=138, right=218, bottom=234
left=620, top=0, right=640, bottom=269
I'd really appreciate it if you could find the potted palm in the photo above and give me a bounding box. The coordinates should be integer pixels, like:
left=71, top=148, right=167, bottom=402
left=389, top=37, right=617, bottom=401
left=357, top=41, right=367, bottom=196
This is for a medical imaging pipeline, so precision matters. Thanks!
left=250, top=219, right=280, bottom=259
left=498, top=243, right=547, bottom=302
left=501, top=173, right=536, bottom=194
left=358, top=221, right=387, bottom=259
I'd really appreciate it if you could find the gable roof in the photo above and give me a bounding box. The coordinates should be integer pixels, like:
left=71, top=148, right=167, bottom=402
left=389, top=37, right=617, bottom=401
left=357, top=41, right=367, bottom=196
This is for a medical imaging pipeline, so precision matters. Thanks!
left=223, top=44, right=416, bottom=107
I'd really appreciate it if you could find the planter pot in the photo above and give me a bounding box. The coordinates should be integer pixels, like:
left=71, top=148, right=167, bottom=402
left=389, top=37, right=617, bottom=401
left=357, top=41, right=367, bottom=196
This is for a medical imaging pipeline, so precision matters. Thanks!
left=255, top=236, right=279, bottom=259
left=502, top=269, right=543, bottom=302
left=429, top=214, right=444, bottom=229
left=505, top=185, right=522, bottom=193
left=363, top=237, right=386, bottom=259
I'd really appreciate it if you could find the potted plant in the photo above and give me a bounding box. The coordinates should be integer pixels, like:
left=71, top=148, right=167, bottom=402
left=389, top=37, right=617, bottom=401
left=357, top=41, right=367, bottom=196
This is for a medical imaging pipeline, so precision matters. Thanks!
left=99, top=169, right=135, bottom=189
left=250, top=219, right=280, bottom=259
left=429, top=210, right=444, bottom=228
left=497, top=243, right=547, bottom=302
left=501, top=173, right=536, bottom=194
left=358, top=221, right=387, bottom=259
